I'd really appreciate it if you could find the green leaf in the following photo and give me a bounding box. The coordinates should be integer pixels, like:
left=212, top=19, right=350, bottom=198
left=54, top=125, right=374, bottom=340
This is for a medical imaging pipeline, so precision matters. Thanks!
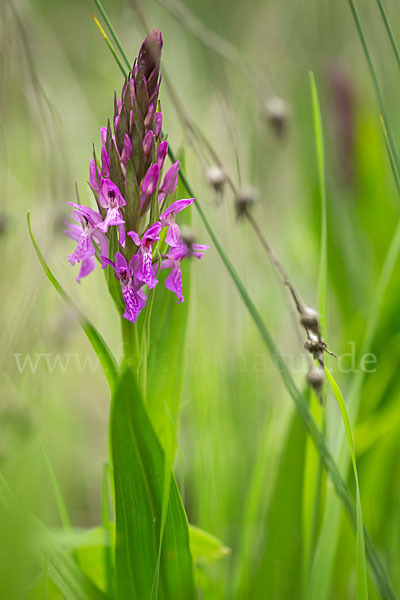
left=188, top=525, right=230, bottom=566
left=325, top=368, right=368, bottom=600
left=110, top=369, right=195, bottom=600
left=27, top=211, right=119, bottom=392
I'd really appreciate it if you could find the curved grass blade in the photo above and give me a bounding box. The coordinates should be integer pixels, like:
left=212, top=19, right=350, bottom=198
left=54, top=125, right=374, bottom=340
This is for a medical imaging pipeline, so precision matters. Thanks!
left=27, top=211, right=119, bottom=392
left=89, top=12, right=397, bottom=597
left=302, top=72, right=327, bottom=595
left=325, top=368, right=368, bottom=600
left=110, top=369, right=195, bottom=600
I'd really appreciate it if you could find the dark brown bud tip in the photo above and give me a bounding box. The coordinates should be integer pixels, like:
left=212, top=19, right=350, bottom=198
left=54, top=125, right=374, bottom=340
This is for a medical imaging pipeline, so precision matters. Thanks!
left=235, top=185, right=256, bottom=219
left=264, top=96, right=290, bottom=138
left=137, top=29, right=163, bottom=83
left=300, top=306, right=320, bottom=335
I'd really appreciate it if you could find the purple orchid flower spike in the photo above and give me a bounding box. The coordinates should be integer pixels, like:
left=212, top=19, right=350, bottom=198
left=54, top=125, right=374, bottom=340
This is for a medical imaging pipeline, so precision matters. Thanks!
left=66, top=30, right=209, bottom=322
left=103, top=252, right=147, bottom=323
left=160, top=198, right=194, bottom=247
left=127, top=222, right=161, bottom=289
left=161, top=240, right=209, bottom=303
left=158, top=160, right=180, bottom=205
left=98, top=179, right=126, bottom=233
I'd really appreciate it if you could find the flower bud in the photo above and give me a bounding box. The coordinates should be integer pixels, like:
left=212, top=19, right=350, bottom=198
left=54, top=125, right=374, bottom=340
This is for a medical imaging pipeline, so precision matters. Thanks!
left=205, top=165, right=226, bottom=195
left=307, top=365, right=325, bottom=394
left=264, top=96, right=289, bottom=138
left=235, top=185, right=256, bottom=219
left=300, top=306, right=320, bottom=335
left=143, top=130, right=153, bottom=155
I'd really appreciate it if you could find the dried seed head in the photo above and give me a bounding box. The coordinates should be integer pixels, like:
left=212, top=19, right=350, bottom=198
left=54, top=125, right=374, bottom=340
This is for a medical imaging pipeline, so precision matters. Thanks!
left=300, top=306, right=320, bottom=335
left=264, top=96, right=290, bottom=138
left=235, top=185, right=256, bottom=219
left=205, top=165, right=226, bottom=195
left=307, top=365, right=325, bottom=391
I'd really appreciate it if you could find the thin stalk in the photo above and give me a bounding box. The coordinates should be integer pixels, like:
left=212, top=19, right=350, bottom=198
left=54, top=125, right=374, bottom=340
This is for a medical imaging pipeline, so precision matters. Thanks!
left=376, top=0, right=400, bottom=71
left=92, top=13, right=128, bottom=78
left=347, top=0, right=400, bottom=178
left=94, top=0, right=131, bottom=70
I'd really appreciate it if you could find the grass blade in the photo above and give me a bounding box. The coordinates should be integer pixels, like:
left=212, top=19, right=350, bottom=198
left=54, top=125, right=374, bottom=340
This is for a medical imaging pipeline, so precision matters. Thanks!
left=110, top=369, right=195, bottom=599
left=347, top=0, right=400, bottom=179
left=27, top=211, right=119, bottom=392
left=376, top=0, right=400, bottom=71
left=325, top=368, right=368, bottom=600
left=302, top=72, right=327, bottom=595
left=309, top=71, right=328, bottom=331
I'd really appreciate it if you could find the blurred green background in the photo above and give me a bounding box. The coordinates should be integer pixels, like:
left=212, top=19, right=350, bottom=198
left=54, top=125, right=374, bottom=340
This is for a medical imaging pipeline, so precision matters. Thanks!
left=1, top=0, right=400, bottom=598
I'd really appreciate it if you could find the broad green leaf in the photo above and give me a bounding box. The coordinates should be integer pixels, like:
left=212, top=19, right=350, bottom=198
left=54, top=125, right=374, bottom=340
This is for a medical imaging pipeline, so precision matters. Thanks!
left=27, top=211, right=119, bottom=392
left=110, top=369, right=195, bottom=600
left=188, top=525, right=230, bottom=565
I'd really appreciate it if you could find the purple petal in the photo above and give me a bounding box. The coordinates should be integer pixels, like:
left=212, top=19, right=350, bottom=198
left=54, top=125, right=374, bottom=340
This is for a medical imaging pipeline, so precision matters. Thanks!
left=120, top=134, right=132, bottom=164
left=161, top=197, right=194, bottom=220
left=155, top=112, right=162, bottom=137
left=134, top=248, right=158, bottom=289
left=99, top=179, right=126, bottom=209
left=157, top=141, right=168, bottom=168
left=98, top=207, right=125, bottom=233
left=165, top=263, right=183, bottom=303
left=158, top=161, right=180, bottom=203
left=101, top=146, right=110, bottom=178
left=115, top=252, right=128, bottom=270
left=127, top=230, right=141, bottom=246
left=76, top=256, right=96, bottom=282
left=165, top=222, right=181, bottom=247
left=121, top=283, right=146, bottom=322
left=100, top=127, right=107, bottom=145
left=143, top=130, right=153, bottom=155
left=144, top=103, right=155, bottom=128
left=92, top=230, right=110, bottom=267
left=143, top=222, right=162, bottom=242
left=141, top=164, right=160, bottom=197
left=89, top=159, right=101, bottom=191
